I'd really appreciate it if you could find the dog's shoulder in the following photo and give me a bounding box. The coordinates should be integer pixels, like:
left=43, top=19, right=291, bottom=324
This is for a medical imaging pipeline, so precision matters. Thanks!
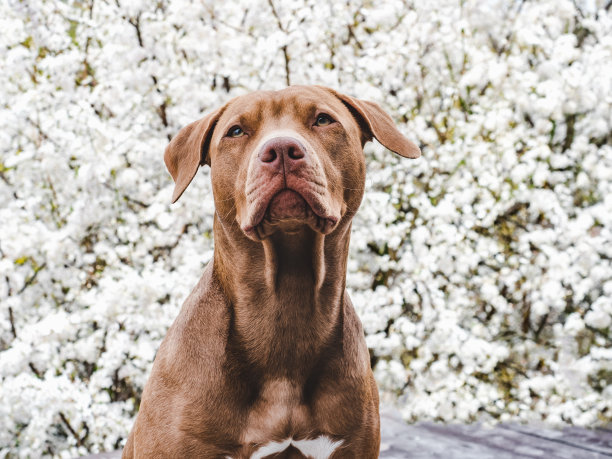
left=341, top=292, right=371, bottom=375
left=154, top=263, right=230, bottom=373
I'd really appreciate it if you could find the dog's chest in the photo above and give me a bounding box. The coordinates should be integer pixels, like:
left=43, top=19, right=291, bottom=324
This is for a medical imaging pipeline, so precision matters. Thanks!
left=235, top=378, right=343, bottom=458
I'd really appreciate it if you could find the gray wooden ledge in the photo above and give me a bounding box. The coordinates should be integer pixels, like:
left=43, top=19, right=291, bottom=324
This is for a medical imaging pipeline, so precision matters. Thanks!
left=78, top=410, right=612, bottom=458
left=379, top=410, right=612, bottom=458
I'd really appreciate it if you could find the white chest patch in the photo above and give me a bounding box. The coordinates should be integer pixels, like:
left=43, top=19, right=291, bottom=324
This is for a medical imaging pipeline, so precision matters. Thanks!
left=249, top=435, right=343, bottom=459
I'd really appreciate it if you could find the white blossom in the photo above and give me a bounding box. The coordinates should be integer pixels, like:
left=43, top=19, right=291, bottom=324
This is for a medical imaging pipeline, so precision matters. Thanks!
left=1, top=0, right=612, bottom=456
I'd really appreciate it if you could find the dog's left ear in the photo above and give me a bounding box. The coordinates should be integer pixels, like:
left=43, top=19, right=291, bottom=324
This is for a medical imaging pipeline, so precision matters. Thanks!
left=326, top=88, right=421, bottom=159
left=164, top=107, right=224, bottom=203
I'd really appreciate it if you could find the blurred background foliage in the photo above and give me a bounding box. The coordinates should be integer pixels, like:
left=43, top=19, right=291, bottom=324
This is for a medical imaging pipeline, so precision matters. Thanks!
left=1, top=0, right=611, bottom=456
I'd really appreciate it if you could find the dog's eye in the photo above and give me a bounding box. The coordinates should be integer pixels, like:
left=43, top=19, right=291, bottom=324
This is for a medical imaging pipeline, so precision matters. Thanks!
left=227, top=125, right=245, bottom=137
left=314, top=113, right=334, bottom=127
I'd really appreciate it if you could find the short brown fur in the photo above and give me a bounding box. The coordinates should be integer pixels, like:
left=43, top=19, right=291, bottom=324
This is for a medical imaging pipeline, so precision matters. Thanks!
left=123, top=85, right=420, bottom=458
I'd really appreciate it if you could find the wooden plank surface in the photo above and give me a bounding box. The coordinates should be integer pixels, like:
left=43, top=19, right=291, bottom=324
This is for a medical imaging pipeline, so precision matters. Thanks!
left=78, top=410, right=612, bottom=458
left=380, top=410, right=612, bottom=459
left=379, top=411, right=519, bottom=458
left=500, top=423, right=612, bottom=456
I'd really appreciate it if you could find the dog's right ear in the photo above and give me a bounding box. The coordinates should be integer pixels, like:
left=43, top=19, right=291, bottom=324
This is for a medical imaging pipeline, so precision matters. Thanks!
left=164, top=107, right=223, bottom=203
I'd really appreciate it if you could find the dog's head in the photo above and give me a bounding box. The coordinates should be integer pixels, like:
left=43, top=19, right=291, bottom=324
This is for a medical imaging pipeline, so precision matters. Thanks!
left=164, top=85, right=420, bottom=241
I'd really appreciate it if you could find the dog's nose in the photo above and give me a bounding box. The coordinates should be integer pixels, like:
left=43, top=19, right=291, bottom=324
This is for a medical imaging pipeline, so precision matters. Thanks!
left=258, top=137, right=306, bottom=164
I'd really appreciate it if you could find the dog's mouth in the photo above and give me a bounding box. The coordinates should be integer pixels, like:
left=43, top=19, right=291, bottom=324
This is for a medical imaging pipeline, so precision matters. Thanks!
left=268, top=189, right=309, bottom=221
left=242, top=188, right=339, bottom=240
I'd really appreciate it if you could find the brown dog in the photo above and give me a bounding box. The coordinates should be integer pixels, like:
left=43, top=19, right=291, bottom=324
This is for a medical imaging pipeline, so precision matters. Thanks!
left=122, top=85, right=420, bottom=458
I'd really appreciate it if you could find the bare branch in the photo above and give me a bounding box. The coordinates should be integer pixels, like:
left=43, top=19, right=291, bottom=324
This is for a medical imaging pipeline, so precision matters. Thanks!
left=267, top=0, right=286, bottom=32
left=59, top=412, right=88, bottom=447
left=127, top=14, right=144, bottom=47
left=17, top=262, right=46, bottom=294
left=8, top=307, right=17, bottom=338
left=281, top=46, right=291, bottom=86
left=267, top=0, right=291, bottom=85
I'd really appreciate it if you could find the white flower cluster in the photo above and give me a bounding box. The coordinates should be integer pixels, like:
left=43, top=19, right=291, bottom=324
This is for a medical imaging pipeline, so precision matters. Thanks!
left=1, top=0, right=611, bottom=456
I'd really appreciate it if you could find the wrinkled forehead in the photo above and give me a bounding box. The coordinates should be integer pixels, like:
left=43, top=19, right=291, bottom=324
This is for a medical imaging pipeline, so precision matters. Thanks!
left=219, top=86, right=348, bottom=126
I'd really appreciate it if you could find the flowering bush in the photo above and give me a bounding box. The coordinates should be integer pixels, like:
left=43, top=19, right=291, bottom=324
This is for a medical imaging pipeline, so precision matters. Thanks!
left=1, top=0, right=611, bottom=456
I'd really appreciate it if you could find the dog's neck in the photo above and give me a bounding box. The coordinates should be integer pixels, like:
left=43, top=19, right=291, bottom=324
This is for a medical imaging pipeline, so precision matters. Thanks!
left=212, top=215, right=352, bottom=378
